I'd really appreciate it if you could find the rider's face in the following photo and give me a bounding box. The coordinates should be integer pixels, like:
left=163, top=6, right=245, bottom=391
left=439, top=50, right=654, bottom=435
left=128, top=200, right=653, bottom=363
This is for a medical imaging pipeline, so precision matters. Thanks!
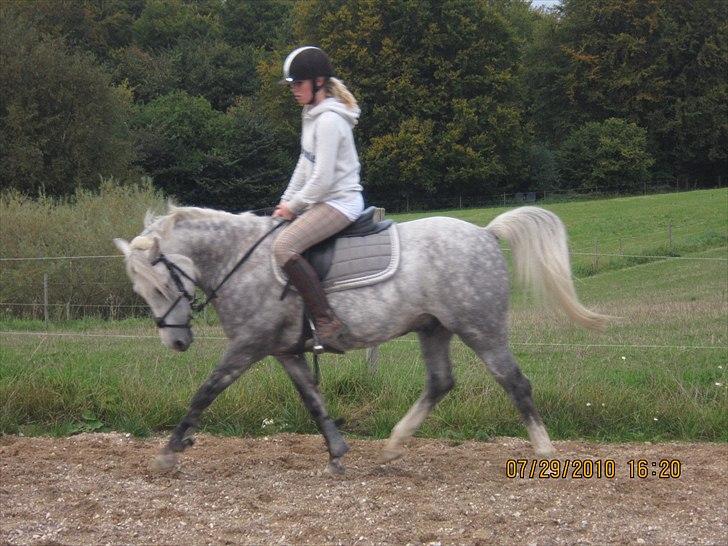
left=290, top=80, right=313, bottom=106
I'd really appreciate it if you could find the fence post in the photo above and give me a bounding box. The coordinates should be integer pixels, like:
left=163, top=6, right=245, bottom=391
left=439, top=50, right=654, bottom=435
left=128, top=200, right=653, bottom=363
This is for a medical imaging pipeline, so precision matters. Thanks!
left=43, top=273, right=49, bottom=324
left=366, top=346, right=380, bottom=373
left=619, top=238, right=624, bottom=257
left=668, top=222, right=673, bottom=251
left=593, top=240, right=600, bottom=271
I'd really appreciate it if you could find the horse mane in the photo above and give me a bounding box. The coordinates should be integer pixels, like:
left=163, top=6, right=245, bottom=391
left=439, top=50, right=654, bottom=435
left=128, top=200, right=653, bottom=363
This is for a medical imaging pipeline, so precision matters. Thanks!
left=131, top=204, right=257, bottom=248
left=126, top=205, right=259, bottom=296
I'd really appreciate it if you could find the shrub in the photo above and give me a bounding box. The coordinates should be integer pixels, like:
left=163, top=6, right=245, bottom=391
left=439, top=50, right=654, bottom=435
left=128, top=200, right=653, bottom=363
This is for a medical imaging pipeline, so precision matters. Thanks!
left=557, top=118, right=654, bottom=192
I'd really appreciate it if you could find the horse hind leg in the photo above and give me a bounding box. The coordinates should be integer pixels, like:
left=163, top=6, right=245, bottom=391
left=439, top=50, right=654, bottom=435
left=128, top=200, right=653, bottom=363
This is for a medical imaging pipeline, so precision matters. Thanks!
left=465, top=336, right=554, bottom=456
left=382, top=323, right=454, bottom=462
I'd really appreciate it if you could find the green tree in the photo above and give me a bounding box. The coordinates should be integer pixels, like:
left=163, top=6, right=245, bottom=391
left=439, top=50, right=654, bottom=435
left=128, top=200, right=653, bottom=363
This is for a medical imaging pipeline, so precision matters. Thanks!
left=132, top=0, right=219, bottom=50
left=171, top=39, right=260, bottom=110
left=110, top=45, right=178, bottom=103
left=527, top=143, right=561, bottom=190
left=557, top=118, right=654, bottom=191
left=8, top=0, right=143, bottom=61
left=132, top=91, right=292, bottom=209
left=273, top=0, right=531, bottom=202
left=220, top=0, right=294, bottom=51
left=0, top=6, right=135, bottom=196
left=524, top=0, right=727, bottom=183
left=652, top=0, right=727, bottom=182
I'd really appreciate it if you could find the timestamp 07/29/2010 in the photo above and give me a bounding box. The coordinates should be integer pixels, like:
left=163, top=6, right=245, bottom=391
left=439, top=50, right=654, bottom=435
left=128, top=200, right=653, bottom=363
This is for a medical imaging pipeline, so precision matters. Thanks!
left=504, top=458, right=683, bottom=479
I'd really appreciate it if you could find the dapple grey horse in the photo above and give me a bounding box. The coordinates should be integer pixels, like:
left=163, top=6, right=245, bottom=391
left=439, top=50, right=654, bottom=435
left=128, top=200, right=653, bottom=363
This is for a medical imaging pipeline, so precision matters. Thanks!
left=114, top=205, right=606, bottom=474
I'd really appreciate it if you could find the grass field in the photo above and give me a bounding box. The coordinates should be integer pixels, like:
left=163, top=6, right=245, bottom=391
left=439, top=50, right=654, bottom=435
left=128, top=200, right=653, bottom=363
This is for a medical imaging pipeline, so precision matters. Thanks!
left=1, top=189, right=726, bottom=442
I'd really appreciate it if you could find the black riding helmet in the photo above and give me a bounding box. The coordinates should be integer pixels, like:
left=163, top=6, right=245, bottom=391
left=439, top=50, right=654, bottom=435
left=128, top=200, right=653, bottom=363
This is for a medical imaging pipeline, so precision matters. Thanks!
left=281, top=46, right=335, bottom=103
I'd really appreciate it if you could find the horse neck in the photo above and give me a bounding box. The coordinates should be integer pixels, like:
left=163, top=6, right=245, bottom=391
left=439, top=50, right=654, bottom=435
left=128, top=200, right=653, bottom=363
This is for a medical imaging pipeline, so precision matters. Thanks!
left=163, top=214, right=275, bottom=293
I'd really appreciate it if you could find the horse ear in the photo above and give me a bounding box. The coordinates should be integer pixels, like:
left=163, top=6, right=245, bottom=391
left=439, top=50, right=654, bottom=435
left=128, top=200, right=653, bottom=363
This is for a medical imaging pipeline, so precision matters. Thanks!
left=148, top=236, right=161, bottom=262
left=144, top=210, right=155, bottom=228
left=113, top=238, right=131, bottom=257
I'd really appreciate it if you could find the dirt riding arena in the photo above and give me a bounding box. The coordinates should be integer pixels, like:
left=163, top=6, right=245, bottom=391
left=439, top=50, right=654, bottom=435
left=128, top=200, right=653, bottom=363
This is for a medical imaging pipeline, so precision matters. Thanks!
left=1, top=433, right=726, bottom=545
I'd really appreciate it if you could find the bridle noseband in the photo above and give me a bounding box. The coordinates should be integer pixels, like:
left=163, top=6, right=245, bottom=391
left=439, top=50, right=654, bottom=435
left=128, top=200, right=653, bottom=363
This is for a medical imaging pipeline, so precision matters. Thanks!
left=148, top=220, right=285, bottom=330
left=150, top=255, right=197, bottom=329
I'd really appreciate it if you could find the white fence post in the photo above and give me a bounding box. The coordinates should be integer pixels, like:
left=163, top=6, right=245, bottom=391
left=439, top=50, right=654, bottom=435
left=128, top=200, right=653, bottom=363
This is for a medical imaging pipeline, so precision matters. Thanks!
left=43, top=273, right=49, bottom=324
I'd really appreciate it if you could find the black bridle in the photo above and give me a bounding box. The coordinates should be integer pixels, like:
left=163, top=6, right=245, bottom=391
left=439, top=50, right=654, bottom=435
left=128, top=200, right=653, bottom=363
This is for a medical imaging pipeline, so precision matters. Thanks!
left=150, top=221, right=285, bottom=330
left=149, top=255, right=197, bottom=329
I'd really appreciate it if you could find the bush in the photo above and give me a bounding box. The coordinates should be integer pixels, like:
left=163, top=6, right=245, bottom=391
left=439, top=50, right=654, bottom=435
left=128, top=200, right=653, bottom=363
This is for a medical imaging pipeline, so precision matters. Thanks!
left=558, top=118, right=654, bottom=191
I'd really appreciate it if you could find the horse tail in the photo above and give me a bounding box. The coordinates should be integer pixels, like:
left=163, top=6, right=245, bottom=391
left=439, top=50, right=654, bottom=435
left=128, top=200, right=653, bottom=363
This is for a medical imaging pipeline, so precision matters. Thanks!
left=486, top=206, right=608, bottom=331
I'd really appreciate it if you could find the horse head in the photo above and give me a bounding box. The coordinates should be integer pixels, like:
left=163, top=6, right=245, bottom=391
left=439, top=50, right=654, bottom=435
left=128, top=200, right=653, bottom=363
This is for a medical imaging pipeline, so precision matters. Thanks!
left=114, top=234, right=199, bottom=352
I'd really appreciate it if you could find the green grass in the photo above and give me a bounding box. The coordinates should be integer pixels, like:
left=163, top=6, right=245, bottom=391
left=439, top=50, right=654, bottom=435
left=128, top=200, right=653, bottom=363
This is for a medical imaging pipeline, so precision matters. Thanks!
left=391, top=188, right=728, bottom=277
left=1, top=190, right=726, bottom=442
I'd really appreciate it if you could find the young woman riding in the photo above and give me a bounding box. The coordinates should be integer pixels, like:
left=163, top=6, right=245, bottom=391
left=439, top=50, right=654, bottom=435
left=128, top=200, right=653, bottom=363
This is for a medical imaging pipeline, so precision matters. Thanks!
left=272, top=46, right=364, bottom=350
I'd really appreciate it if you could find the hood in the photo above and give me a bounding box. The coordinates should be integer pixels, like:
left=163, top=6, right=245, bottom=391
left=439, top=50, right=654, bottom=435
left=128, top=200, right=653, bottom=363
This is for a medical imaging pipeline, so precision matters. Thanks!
left=305, top=97, right=360, bottom=127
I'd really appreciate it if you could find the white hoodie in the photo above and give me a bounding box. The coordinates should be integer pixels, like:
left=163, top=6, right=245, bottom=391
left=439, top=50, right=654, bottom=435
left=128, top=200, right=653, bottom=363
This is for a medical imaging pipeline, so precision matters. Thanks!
left=282, top=97, right=363, bottom=219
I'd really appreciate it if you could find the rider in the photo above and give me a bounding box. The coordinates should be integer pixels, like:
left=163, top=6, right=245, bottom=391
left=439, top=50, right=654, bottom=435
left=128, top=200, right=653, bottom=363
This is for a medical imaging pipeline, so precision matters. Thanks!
left=272, top=46, right=364, bottom=350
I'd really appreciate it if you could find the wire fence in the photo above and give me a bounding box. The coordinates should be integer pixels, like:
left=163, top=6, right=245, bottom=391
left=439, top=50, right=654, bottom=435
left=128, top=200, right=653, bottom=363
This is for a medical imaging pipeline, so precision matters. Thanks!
left=2, top=252, right=726, bottom=321
left=2, top=186, right=726, bottom=321
left=1, top=248, right=725, bottom=321
left=366, top=181, right=720, bottom=213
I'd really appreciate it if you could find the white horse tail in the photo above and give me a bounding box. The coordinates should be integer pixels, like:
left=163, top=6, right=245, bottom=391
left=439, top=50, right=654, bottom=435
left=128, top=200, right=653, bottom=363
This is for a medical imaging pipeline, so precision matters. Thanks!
left=486, top=206, right=608, bottom=331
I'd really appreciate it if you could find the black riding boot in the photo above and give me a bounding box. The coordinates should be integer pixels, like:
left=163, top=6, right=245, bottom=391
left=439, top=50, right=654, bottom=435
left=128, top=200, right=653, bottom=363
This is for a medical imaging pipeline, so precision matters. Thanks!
left=282, top=254, right=349, bottom=351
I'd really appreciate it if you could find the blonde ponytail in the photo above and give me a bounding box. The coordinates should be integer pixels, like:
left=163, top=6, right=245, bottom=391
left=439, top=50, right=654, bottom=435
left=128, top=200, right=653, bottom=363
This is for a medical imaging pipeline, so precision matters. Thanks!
left=326, top=77, right=358, bottom=110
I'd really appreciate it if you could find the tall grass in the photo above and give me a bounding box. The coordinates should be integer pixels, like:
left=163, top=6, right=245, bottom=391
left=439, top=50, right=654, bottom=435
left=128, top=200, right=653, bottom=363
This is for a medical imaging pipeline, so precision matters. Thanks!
left=0, top=180, right=166, bottom=318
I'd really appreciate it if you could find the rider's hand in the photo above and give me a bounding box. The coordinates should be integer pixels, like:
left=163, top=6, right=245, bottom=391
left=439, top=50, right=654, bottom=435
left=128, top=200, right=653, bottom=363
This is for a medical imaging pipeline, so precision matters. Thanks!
left=273, top=202, right=296, bottom=221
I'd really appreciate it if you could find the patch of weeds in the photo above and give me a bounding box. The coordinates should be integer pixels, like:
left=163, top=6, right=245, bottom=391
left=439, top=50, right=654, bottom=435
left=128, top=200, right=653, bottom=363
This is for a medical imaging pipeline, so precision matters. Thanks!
left=70, top=411, right=109, bottom=434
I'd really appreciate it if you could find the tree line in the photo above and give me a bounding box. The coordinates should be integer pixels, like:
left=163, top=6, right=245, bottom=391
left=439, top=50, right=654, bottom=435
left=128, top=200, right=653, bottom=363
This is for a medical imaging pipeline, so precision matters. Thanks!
left=1, top=0, right=725, bottom=211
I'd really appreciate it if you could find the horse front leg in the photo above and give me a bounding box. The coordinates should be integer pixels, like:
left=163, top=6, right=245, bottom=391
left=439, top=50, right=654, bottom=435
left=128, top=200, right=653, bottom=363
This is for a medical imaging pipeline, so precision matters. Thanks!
left=154, top=342, right=262, bottom=472
left=275, top=353, right=350, bottom=475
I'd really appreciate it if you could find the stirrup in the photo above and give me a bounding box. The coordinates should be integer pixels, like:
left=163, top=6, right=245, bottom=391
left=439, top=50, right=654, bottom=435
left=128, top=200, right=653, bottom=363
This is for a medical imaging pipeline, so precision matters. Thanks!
left=307, top=316, right=325, bottom=355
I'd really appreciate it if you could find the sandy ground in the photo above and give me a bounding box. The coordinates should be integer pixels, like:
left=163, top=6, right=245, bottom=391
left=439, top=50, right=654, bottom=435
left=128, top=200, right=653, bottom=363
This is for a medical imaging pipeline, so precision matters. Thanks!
left=1, top=433, right=726, bottom=545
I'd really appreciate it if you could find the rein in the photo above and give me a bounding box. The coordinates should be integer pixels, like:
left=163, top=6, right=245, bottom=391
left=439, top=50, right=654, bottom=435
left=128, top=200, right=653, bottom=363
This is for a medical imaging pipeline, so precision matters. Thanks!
left=151, top=220, right=285, bottom=329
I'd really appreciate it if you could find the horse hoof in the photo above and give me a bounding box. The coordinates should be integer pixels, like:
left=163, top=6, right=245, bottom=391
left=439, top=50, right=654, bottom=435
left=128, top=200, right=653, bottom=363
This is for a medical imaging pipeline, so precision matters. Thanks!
left=380, top=446, right=404, bottom=464
left=326, top=458, right=346, bottom=476
left=152, top=451, right=178, bottom=473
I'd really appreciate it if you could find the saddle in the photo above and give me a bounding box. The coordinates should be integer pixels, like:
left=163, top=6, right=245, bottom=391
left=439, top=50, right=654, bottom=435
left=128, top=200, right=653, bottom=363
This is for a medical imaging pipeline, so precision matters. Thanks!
left=273, top=206, right=399, bottom=296
left=304, top=206, right=394, bottom=280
